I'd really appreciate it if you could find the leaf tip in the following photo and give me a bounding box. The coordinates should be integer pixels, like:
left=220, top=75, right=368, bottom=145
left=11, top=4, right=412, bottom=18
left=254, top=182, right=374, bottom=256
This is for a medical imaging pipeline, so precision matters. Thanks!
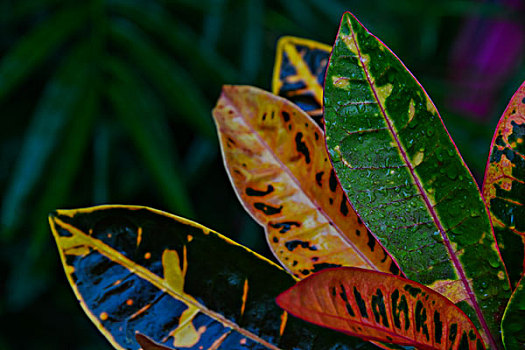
left=220, top=84, right=236, bottom=95
left=47, top=210, right=60, bottom=228
left=275, top=284, right=296, bottom=314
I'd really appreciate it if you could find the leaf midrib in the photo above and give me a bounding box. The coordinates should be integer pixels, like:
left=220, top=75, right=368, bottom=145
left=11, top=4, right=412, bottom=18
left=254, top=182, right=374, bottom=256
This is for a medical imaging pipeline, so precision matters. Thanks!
left=344, top=16, right=496, bottom=349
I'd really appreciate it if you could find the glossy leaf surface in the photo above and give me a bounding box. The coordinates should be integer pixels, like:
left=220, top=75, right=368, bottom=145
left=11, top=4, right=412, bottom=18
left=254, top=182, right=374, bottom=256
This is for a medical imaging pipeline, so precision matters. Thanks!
left=501, top=276, right=525, bottom=350
left=271, top=36, right=331, bottom=126
left=277, top=267, right=485, bottom=350
left=49, top=205, right=377, bottom=350
left=482, top=80, right=525, bottom=288
left=213, top=85, right=401, bottom=280
left=323, top=12, right=510, bottom=348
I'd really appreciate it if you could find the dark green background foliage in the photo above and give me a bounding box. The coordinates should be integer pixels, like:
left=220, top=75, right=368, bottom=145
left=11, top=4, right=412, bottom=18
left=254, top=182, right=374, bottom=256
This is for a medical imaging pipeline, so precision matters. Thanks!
left=0, top=0, right=523, bottom=348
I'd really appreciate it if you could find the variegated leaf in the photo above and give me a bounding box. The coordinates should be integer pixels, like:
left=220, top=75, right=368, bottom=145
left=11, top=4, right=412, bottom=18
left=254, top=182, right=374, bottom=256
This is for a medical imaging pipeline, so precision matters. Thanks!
left=483, top=80, right=525, bottom=288
left=213, top=85, right=401, bottom=280
left=277, top=267, right=485, bottom=350
left=271, top=36, right=331, bottom=126
left=49, top=205, right=378, bottom=350
left=323, top=12, right=511, bottom=348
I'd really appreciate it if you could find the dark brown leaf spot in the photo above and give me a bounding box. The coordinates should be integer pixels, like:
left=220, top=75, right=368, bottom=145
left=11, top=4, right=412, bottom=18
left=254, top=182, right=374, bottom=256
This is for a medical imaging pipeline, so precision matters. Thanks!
left=371, top=289, right=389, bottom=327
left=367, top=231, right=375, bottom=252
left=253, top=203, right=282, bottom=215
left=404, top=284, right=421, bottom=297
left=459, top=332, right=469, bottom=350
left=380, top=249, right=388, bottom=263
left=390, top=262, right=400, bottom=275
left=295, top=132, right=311, bottom=164
left=245, top=185, right=274, bottom=197
left=391, top=289, right=409, bottom=330
left=340, top=198, right=349, bottom=216
left=449, top=323, right=458, bottom=345
left=434, top=311, right=443, bottom=344
left=329, top=170, right=337, bottom=192
left=353, top=287, right=368, bottom=318
left=415, top=300, right=429, bottom=340
left=311, top=263, right=341, bottom=273
left=315, top=171, right=324, bottom=186
left=339, top=284, right=355, bottom=317
left=269, top=221, right=300, bottom=233
left=285, top=240, right=318, bottom=251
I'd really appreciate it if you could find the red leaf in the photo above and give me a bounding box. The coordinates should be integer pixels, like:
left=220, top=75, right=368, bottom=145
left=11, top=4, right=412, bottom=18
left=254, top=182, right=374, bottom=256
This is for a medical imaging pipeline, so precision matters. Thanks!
left=277, top=267, right=485, bottom=350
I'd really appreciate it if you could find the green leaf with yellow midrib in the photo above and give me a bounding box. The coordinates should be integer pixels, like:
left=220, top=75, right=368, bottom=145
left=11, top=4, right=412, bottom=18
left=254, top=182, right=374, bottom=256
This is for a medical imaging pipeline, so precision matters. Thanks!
left=324, top=12, right=510, bottom=349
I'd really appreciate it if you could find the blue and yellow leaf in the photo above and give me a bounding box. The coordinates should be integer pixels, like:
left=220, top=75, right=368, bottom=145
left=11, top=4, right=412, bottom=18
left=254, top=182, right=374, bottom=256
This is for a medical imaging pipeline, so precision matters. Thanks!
left=49, top=205, right=379, bottom=349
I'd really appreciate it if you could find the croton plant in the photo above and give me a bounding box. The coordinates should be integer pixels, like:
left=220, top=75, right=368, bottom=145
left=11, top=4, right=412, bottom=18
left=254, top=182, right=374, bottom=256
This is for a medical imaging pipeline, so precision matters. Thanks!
left=49, top=12, right=524, bottom=350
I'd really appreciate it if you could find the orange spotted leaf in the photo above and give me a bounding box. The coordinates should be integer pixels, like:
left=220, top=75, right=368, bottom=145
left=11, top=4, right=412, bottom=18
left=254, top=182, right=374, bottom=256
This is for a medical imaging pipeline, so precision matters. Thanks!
left=271, top=36, right=331, bottom=126
left=482, top=80, right=525, bottom=288
left=49, top=205, right=378, bottom=350
left=277, top=267, right=486, bottom=350
left=212, top=85, right=401, bottom=280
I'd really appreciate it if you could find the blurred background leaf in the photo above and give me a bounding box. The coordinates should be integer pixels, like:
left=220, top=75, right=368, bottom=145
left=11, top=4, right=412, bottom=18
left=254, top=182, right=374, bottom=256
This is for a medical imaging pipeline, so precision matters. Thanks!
left=0, top=0, right=523, bottom=348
